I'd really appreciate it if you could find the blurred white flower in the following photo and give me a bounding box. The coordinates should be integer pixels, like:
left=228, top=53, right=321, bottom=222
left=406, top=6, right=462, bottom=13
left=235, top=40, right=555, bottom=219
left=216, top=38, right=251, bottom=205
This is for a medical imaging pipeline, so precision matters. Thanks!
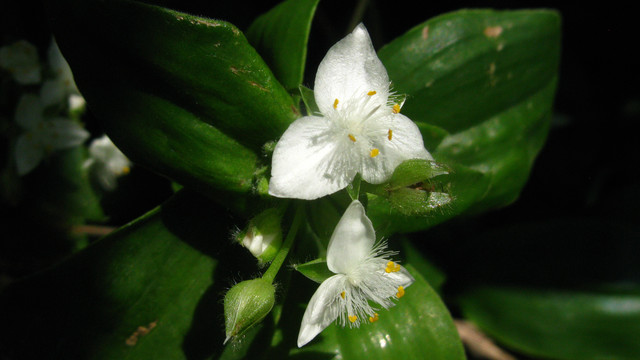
left=0, top=40, right=41, bottom=85
left=84, top=135, right=131, bottom=190
left=40, top=38, right=85, bottom=111
left=269, top=24, right=432, bottom=200
left=297, top=200, right=414, bottom=347
left=14, top=94, right=89, bottom=175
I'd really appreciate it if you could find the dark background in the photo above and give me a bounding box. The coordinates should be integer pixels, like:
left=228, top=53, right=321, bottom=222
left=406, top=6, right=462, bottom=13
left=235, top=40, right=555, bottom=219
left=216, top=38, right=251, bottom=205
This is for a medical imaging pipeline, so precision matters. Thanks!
left=2, top=0, right=638, bottom=358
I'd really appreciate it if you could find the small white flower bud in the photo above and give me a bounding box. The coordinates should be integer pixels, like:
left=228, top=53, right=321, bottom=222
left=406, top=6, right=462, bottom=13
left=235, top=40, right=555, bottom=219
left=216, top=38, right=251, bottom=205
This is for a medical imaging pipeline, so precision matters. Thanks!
left=237, top=208, right=282, bottom=264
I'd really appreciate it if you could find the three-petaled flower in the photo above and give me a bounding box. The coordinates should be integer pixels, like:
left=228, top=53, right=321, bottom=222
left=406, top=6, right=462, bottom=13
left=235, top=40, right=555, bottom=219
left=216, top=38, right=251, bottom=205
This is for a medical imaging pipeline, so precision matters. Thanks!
left=297, top=200, right=414, bottom=347
left=269, top=24, right=432, bottom=200
left=84, top=134, right=132, bottom=190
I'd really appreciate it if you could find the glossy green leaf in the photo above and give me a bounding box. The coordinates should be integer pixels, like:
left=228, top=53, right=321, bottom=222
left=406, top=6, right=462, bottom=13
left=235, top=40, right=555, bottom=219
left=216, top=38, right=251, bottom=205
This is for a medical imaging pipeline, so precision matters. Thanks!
left=246, top=0, right=319, bottom=92
left=0, top=190, right=258, bottom=359
left=47, top=0, right=298, bottom=195
left=294, top=258, right=333, bottom=284
left=459, top=286, right=640, bottom=360
left=288, top=265, right=465, bottom=360
left=371, top=9, right=560, bottom=234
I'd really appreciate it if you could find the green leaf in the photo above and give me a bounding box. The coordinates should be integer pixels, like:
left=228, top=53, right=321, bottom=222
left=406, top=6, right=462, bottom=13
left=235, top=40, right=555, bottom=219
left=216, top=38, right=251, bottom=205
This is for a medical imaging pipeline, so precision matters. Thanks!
left=288, top=265, right=465, bottom=360
left=373, top=9, right=560, bottom=234
left=246, top=0, right=319, bottom=92
left=401, top=239, right=446, bottom=292
left=459, top=286, right=640, bottom=360
left=0, top=190, right=258, bottom=359
left=294, top=258, right=333, bottom=284
left=47, top=0, right=298, bottom=195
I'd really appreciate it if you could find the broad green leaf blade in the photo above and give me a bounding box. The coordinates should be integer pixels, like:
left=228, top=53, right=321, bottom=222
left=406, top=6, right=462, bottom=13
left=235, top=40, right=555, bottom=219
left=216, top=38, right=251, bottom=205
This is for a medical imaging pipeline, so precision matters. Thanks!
left=459, top=286, right=640, bottom=360
left=372, top=9, right=560, bottom=235
left=246, top=0, right=319, bottom=92
left=294, top=258, right=333, bottom=283
left=47, top=0, right=298, bottom=194
left=0, top=190, right=257, bottom=359
left=288, top=265, right=465, bottom=360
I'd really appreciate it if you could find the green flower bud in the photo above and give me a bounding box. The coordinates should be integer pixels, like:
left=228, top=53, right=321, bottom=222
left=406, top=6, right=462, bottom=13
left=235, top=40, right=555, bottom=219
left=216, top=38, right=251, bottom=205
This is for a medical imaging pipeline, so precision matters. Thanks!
left=223, top=278, right=275, bottom=344
left=237, top=208, right=282, bottom=264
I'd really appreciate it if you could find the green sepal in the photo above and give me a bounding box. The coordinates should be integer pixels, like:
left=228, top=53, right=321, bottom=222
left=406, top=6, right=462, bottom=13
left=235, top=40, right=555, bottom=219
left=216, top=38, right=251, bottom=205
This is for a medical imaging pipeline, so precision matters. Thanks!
left=299, top=84, right=319, bottom=115
left=294, top=258, right=333, bottom=284
left=224, top=278, right=276, bottom=344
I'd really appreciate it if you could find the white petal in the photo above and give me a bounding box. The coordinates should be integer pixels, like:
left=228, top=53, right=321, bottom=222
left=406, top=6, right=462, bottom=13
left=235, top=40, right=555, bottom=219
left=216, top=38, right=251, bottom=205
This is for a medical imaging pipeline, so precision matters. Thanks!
left=298, top=275, right=345, bottom=347
left=15, top=134, right=44, bottom=175
left=360, top=113, right=433, bottom=184
left=41, top=118, right=89, bottom=150
left=48, top=38, right=77, bottom=93
left=327, top=200, right=376, bottom=274
left=314, top=24, right=390, bottom=115
left=40, top=79, right=67, bottom=108
left=269, top=116, right=356, bottom=200
left=373, top=258, right=415, bottom=290
left=14, top=94, right=43, bottom=130
left=92, top=164, right=118, bottom=191
left=0, top=40, right=41, bottom=85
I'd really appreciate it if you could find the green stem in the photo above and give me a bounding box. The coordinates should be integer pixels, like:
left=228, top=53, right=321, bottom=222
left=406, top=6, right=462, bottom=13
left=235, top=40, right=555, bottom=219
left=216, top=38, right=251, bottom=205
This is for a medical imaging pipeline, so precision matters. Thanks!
left=346, top=173, right=362, bottom=201
left=262, top=203, right=304, bottom=284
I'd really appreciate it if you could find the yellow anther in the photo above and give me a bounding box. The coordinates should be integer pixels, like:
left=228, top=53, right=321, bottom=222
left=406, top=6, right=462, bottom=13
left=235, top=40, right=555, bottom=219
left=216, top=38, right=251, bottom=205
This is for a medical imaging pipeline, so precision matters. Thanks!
left=348, top=315, right=358, bottom=323
left=392, top=104, right=401, bottom=114
left=367, top=90, right=377, bottom=96
left=340, top=291, right=345, bottom=299
left=370, top=148, right=379, bottom=158
left=397, top=286, right=405, bottom=298
left=121, top=166, right=131, bottom=175
left=388, top=129, right=393, bottom=141
left=385, top=261, right=401, bottom=273
left=369, top=313, right=379, bottom=323
left=348, top=134, right=357, bottom=142
left=333, top=98, right=339, bottom=109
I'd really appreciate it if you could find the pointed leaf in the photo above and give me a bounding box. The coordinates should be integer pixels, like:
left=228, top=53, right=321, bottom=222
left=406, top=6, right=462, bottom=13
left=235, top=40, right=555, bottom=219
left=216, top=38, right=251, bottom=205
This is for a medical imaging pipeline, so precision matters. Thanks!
left=459, top=286, right=640, bottom=360
left=371, top=9, right=560, bottom=234
left=47, top=0, right=299, bottom=195
left=0, top=190, right=258, bottom=359
left=246, top=0, right=319, bottom=92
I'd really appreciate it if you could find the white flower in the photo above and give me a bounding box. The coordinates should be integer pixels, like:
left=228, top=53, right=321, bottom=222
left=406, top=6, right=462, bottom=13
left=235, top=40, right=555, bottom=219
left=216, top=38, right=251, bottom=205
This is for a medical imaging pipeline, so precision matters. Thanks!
left=269, top=24, right=432, bottom=200
left=14, top=94, right=89, bottom=175
left=84, top=135, right=131, bottom=190
left=297, top=200, right=414, bottom=347
left=0, top=40, right=41, bottom=85
left=40, top=38, right=85, bottom=111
